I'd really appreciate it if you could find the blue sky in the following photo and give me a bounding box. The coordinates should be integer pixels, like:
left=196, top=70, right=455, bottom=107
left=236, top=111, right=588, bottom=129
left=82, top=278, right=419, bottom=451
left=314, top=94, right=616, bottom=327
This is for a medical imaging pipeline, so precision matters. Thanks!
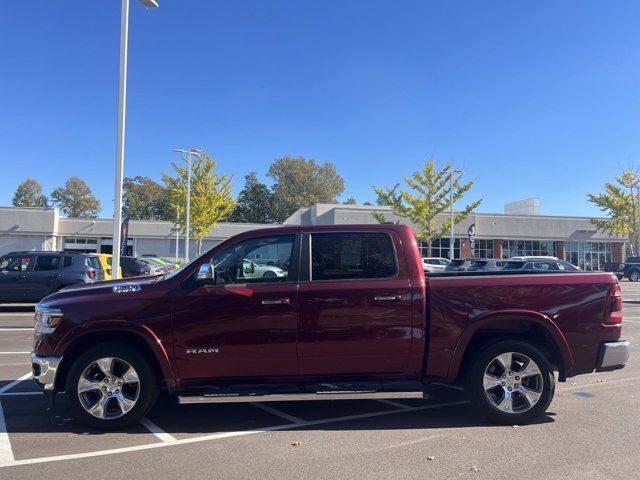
left=1, top=1, right=638, bottom=218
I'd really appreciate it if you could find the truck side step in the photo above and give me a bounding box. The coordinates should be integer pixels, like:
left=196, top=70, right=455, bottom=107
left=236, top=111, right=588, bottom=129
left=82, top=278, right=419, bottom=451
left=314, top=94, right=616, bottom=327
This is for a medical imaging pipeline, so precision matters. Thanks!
left=178, top=389, right=425, bottom=405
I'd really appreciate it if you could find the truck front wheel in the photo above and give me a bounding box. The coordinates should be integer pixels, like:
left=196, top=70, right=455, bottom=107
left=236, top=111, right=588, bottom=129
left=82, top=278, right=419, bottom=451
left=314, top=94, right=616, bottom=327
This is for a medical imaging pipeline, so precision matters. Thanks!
left=65, top=343, right=159, bottom=430
left=467, top=340, right=555, bottom=425
left=628, top=270, right=640, bottom=282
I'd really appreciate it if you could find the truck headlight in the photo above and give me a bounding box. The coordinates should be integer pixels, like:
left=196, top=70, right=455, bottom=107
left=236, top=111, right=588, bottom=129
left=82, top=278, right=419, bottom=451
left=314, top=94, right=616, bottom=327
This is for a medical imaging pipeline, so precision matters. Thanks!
left=35, top=307, right=64, bottom=334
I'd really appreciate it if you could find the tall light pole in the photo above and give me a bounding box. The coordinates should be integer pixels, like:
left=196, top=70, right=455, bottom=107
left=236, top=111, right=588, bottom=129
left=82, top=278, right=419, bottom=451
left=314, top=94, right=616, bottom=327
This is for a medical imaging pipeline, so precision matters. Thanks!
left=449, top=169, right=463, bottom=260
left=111, top=0, right=158, bottom=279
left=173, top=148, right=202, bottom=262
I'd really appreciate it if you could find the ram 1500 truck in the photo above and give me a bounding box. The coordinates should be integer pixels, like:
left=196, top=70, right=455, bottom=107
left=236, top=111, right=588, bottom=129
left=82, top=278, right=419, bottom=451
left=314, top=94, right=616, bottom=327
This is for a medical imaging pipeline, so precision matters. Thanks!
left=31, top=224, right=629, bottom=429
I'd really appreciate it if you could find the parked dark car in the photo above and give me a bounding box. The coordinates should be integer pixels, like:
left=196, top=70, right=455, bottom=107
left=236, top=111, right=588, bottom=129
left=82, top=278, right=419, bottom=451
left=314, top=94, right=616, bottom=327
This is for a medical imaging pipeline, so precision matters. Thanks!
left=0, top=251, right=100, bottom=303
left=444, top=258, right=475, bottom=271
left=604, top=257, right=640, bottom=281
left=32, top=224, right=628, bottom=429
left=120, top=256, right=156, bottom=278
left=467, top=259, right=506, bottom=272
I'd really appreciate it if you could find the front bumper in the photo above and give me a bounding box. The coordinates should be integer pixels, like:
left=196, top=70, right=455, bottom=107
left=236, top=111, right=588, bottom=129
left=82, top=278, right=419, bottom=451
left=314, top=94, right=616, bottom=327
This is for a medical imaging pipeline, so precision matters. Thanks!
left=596, top=341, right=630, bottom=371
left=31, top=353, right=62, bottom=391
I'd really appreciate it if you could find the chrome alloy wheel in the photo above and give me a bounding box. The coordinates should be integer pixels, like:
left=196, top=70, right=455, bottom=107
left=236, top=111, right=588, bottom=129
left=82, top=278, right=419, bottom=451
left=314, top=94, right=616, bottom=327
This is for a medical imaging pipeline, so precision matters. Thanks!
left=77, top=357, right=140, bottom=420
left=483, top=352, right=544, bottom=414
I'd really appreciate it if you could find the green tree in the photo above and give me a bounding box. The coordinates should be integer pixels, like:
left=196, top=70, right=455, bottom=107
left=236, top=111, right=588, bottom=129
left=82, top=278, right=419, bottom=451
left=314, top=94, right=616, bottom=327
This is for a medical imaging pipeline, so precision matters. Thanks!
left=227, top=172, right=274, bottom=223
left=343, top=197, right=357, bottom=205
left=588, top=170, right=640, bottom=254
left=372, top=158, right=482, bottom=253
left=12, top=179, right=49, bottom=207
left=162, top=151, right=235, bottom=256
left=268, top=156, right=345, bottom=222
left=123, top=176, right=173, bottom=221
left=51, top=177, right=101, bottom=218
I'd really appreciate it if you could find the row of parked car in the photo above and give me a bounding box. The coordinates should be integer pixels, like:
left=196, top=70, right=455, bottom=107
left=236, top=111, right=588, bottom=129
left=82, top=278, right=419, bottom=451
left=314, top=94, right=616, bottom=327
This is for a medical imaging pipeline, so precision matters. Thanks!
left=0, top=250, right=182, bottom=303
left=422, top=255, right=581, bottom=274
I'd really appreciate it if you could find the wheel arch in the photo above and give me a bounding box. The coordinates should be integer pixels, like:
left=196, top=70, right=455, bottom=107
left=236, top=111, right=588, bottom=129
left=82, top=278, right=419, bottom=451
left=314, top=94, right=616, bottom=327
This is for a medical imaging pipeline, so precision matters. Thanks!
left=55, top=327, right=176, bottom=392
left=448, top=311, right=573, bottom=383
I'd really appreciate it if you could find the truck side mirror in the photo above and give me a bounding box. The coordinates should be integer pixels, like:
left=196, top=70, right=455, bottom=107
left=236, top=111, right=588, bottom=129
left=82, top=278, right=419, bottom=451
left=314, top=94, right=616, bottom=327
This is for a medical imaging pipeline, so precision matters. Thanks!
left=195, top=263, right=215, bottom=285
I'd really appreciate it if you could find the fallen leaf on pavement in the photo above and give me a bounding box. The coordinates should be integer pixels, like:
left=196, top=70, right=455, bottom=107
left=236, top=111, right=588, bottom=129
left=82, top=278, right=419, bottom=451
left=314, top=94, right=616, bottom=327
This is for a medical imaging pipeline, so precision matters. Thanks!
left=471, top=466, right=481, bottom=474
left=291, top=441, right=302, bottom=447
left=427, top=456, right=435, bottom=461
left=512, top=425, right=519, bottom=430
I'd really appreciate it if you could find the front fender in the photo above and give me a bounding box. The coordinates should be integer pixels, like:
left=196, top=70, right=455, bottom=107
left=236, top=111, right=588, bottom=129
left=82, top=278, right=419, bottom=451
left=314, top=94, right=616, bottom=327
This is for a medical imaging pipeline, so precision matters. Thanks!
left=55, top=320, right=177, bottom=388
left=446, top=309, right=574, bottom=380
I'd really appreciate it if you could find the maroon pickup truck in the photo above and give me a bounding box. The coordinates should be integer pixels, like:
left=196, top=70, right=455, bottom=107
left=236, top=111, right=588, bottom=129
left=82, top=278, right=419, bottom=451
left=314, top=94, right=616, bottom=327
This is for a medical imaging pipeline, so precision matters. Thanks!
left=31, top=224, right=629, bottom=429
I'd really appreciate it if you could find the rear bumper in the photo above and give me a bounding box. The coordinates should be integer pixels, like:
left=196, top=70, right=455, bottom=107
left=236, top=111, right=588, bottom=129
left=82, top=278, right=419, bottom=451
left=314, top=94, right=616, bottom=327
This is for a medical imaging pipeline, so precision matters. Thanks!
left=31, top=353, right=62, bottom=391
left=596, top=341, right=630, bottom=371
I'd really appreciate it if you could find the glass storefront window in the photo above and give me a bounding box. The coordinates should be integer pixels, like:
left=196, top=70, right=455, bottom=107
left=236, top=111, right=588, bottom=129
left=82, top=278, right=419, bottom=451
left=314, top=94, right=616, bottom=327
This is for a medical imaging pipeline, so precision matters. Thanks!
left=419, top=238, right=461, bottom=259
left=501, top=240, right=557, bottom=259
left=566, top=242, right=611, bottom=271
left=475, top=239, right=494, bottom=259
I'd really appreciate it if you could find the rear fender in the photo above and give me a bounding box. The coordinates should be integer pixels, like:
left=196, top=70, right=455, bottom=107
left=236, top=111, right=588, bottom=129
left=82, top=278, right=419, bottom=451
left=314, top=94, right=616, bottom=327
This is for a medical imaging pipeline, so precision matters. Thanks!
left=446, top=310, right=573, bottom=379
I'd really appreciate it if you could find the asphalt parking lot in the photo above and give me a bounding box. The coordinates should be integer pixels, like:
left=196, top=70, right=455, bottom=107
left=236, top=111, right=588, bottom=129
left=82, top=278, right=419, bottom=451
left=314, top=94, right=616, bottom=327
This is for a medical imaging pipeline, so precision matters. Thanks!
left=0, top=286, right=638, bottom=479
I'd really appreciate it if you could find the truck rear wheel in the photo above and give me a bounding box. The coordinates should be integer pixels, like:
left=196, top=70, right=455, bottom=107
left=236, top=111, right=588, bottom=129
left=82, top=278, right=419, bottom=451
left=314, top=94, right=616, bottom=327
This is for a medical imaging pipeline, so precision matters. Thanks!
left=467, top=340, right=555, bottom=425
left=65, top=343, right=159, bottom=430
left=629, top=270, right=640, bottom=282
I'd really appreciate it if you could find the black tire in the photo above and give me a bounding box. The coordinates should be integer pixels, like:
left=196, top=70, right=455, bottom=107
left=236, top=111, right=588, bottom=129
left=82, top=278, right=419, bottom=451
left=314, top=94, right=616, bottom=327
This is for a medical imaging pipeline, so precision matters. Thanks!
left=628, top=270, right=640, bottom=282
left=65, top=343, right=158, bottom=430
left=467, top=340, right=555, bottom=425
left=263, top=271, right=277, bottom=278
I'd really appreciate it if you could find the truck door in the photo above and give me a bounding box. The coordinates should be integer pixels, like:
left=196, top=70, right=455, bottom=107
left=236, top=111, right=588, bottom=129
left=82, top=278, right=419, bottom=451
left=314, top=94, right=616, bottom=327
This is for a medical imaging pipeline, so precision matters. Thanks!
left=298, top=231, right=413, bottom=375
left=171, top=234, right=301, bottom=380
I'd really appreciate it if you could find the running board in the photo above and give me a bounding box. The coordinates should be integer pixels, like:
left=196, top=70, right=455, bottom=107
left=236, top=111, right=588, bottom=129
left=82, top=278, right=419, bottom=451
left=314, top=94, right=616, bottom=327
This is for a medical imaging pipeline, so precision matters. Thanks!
left=178, top=390, right=425, bottom=405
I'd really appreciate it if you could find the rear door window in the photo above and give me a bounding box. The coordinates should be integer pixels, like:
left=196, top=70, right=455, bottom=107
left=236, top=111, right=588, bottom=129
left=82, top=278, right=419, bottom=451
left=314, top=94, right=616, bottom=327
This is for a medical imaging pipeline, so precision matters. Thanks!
left=34, top=255, right=61, bottom=271
left=310, top=232, right=397, bottom=281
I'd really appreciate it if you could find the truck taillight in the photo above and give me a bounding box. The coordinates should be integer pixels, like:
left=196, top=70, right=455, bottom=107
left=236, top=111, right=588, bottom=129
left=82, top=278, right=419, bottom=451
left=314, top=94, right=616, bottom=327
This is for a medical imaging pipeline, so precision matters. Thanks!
left=605, top=284, right=623, bottom=325
left=87, top=269, right=97, bottom=280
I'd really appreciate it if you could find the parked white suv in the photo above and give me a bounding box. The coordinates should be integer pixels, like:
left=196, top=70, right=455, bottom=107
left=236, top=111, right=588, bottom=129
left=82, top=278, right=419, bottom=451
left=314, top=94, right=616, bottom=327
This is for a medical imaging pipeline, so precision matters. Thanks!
left=421, top=257, right=450, bottom=273
left=240, top=258, right=286, bottom=279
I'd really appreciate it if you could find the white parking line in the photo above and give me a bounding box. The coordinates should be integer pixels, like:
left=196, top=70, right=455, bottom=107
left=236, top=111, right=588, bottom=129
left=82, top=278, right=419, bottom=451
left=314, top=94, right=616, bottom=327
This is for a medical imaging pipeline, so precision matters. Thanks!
left=0, top=352, right=30, bottom=355
left=624, top=319, right=640, bottom=324
left=0, top=373, right=31, bottom=395
left=0, top=313, right=34, bottom=317
left=0, top=328, right=32, bottom=332
left=0, top=400, right=14, bottom=466
left=0, top=399, right=470, bottom=468
left=139, top=417, right=177, bottom=443
left=250, top=402, right=305, bottom=423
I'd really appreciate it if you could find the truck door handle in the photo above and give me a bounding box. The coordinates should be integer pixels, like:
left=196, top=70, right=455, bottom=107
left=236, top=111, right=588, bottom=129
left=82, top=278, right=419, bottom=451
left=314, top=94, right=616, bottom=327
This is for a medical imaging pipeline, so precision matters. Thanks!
left=374, top=295, right=402, bottom=302
left=48, top=274, right=62, bottom=279
left=262, top=298, right=291, bottom=305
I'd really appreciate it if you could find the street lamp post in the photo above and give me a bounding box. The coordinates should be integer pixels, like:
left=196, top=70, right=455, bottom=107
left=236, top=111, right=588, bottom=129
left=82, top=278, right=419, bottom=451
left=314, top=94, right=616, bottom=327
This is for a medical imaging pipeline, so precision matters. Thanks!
left=111, top=0, right=158, bottom=279
left=173, top=148, right=202, bottom=262
left=449, top=169, right=463, bottom=260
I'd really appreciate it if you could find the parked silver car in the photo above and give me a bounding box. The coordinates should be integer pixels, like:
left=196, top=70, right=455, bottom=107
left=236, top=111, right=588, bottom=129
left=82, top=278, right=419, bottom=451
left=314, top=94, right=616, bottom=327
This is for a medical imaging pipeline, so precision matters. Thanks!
left=421, top=257, right=450, bottom=273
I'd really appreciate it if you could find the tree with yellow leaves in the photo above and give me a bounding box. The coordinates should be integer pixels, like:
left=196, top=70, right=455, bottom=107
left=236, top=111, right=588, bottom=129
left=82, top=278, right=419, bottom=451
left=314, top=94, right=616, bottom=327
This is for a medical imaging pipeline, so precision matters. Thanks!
left=162, top=151, right=235, bottom=257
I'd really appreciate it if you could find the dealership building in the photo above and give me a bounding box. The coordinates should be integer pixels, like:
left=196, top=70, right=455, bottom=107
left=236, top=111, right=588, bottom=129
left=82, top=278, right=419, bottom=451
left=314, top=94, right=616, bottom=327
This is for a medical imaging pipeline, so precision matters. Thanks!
left=0, top=202, right=627, bottom=271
